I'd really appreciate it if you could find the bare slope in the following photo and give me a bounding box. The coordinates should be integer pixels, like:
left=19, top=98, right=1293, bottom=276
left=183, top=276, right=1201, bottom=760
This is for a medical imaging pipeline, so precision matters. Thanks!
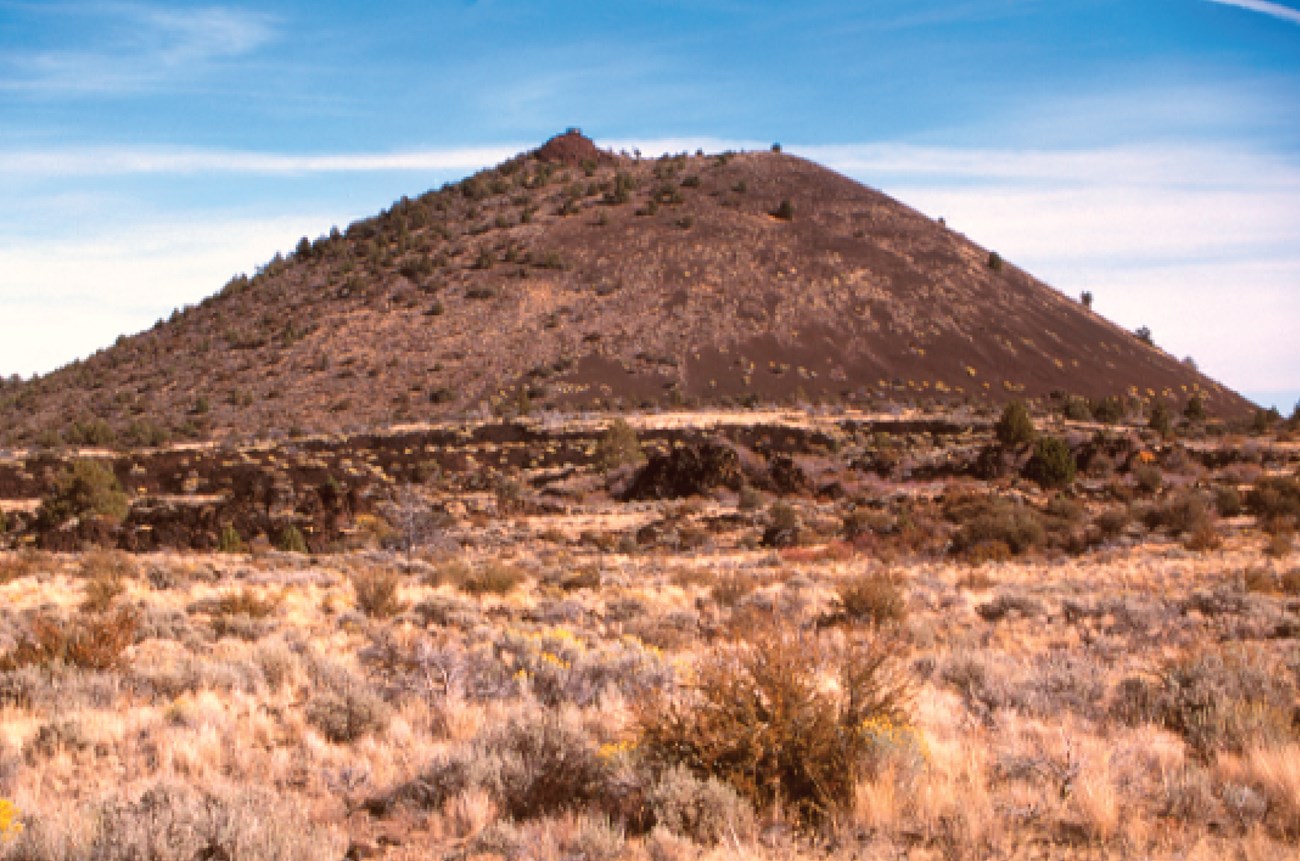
left=0, top=131, right=1250, bottom=444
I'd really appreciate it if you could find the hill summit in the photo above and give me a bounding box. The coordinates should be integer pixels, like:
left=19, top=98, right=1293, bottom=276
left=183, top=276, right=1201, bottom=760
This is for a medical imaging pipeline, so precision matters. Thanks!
left=0, top=130, right=1249, bottom=444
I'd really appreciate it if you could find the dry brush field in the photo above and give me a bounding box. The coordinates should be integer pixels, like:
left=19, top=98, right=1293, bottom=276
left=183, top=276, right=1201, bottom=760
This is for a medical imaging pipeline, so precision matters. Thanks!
left=0, top=410, right=1296, bottom=860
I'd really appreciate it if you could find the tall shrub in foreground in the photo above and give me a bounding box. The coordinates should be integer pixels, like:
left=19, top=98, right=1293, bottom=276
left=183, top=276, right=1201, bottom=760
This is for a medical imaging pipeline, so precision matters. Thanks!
left=636, top=618, right=913, bottom=824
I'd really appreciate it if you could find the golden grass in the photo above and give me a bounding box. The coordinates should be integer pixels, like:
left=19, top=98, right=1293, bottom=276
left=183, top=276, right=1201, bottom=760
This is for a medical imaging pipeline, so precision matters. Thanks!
left=0, top=516, right=1293, bottom=860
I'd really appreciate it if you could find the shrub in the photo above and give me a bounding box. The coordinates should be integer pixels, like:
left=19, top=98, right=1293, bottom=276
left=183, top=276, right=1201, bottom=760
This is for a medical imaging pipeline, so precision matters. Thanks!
left=763, top=501, right=802, bottom=547
left=216, top=524, right=245, bottom=553
left=1252, top=407, right=1281, bottom=435
left=1247, top=476, right=1300, bottom=521
left=65, top=781, right=341, bottom=861
left=1133, top=462, right=1163, bottom=494
left=1090, top=396, right=1125, bottom=424
left=214, top=587, right=280, bottom=619
left=1025, top=436, right=1076, bottom=488
left=1185, top=521, right=1222, bottom=552
left=994, top=400, right=1034, bottom=447
left=836, top=571, right=907, bottom=626
left=1063, top=397, right=1092, bottom=421
left=1215, top=485, right=1243, bottom=517
left=1144, top=490, right=1211, bottom=534
left=1185, top=395, right=1206, bottom=423
left=81, top=570, right=124, bottom=613
left=646, top=765, right=754, bottom=845
left=637, top=619, right=912, bottom=824
left=1149, top=646, right=1295, bottom=756
left=595, top=419, right=644, bottom=473
left=1265, top=531, right=1294, bottom=559
left=1149, top=401, right=1173, bottom=438
left=737, top=485, right=763, bottom=511
left=276, top=525, right=308, bottom=553
left=771, top=199, right=794, bottom=221
left=37, top=460, right=128, bottom=526
left=605, top=171, right=635, bottom=204
left=0, top=550, right=46, bottom=584
left=1093, top=506, right=1131, bottom=538
left=481, top=712, right=608, bottom=819
left=383, top=710, right=608, bottom=820
left=0, top=607, right=137, bottom=671
left=949, top=497, right=1045, bottom=557
left=709, top=572, right=755, bottom=608
left=459, top=561, right=526, bottom=596
left=63, top=418, right=117, bottom=447
left=351, top=567, right=406, bottom=618
left=987, top=251, right=1003, bottom=271
left=306, top=682, right=391, bottom=744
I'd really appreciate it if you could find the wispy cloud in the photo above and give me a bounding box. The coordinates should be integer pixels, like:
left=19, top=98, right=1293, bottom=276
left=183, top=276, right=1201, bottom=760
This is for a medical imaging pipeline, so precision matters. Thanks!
left=0, top=145, right=524, bottom=177
left=1, top=3, right=277, bottom=95
left=0, top=212, right=331, bottom=376
left=1205, top=0, right=1300, bottom=25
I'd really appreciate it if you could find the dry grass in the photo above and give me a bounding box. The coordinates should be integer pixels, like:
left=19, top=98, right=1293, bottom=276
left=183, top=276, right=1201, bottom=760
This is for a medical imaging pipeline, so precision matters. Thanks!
left=0, top=464, right=1296, bottom=858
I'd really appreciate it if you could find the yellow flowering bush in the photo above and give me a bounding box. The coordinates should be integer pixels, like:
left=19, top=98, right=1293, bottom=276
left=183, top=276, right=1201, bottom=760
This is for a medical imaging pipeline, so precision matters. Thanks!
left=0, top=798, right=22, bottom=837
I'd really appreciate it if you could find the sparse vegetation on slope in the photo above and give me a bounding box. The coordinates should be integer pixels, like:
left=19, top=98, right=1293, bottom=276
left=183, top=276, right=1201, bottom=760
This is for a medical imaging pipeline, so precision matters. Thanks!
left=0, top=132, right=1250, bottom=446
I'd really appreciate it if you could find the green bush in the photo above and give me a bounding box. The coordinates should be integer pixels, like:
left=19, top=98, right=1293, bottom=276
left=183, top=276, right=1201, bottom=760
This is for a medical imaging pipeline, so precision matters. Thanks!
left=1149, top=401, right=1173, bottom=438
left=63, top=418, right=117, bottom=447
left=1090, top=396, right=1125, bottom=424
left=594, top=419, right=644, bottom=473
left=1025, top=436, right=1076, bottom=489
left=216, top=524, right=245, bottom=553
left=276, top=525, right=308, bottom=554
left=771, top=199, right=794, bottom=221
left=1062, top=397, right=1092, bottom=421
left=37, top=460, right=129, bottom=526
left=995, top=400, right=1035, bottom=447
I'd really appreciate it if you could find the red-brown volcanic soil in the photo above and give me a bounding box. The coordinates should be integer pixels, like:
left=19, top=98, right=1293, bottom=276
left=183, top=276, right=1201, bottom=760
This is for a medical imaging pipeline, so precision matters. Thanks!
left=0, top=132, right=1251, bottom=445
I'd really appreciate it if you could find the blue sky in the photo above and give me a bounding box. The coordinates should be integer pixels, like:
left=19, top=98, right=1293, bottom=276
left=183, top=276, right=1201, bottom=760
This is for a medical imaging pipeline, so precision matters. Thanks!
left=1, top=0, right=1297, bottom=410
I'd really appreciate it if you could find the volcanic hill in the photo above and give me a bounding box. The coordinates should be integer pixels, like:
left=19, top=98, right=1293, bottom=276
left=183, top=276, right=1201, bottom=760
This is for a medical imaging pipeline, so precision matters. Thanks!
left=0, top=130, right=1250, bottom=445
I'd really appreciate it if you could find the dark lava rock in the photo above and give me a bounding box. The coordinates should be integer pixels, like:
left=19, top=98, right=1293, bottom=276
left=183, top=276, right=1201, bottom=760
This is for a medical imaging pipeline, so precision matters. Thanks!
left=622, top=441, right=743, bottom=500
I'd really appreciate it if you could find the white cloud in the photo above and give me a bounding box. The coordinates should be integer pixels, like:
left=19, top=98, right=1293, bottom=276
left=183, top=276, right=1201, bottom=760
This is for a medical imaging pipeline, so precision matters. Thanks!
left=1205, top=0, right=1300, bottom=25
left=1, top=3, right=277, bottom=94
left=0, top=145, right=524, bottom=177
left=0, top=213, right=331, bottom=377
